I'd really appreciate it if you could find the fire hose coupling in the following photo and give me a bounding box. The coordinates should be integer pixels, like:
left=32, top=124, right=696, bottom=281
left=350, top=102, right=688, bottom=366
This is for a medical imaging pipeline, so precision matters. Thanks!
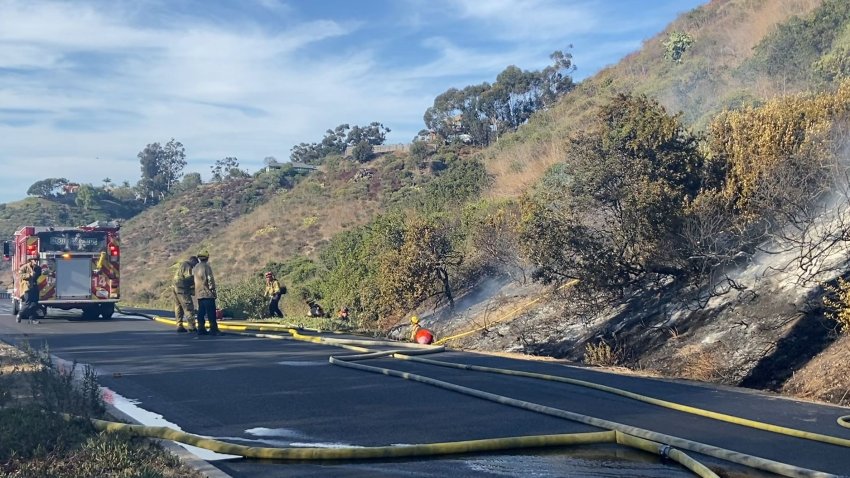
left=659, top=444, right=672, bottom=459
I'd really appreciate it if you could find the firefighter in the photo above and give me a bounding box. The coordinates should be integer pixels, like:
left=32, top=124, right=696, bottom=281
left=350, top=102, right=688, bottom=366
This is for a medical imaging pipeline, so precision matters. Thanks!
left=17, top=256, right=42, bottom=324
left=409, top=315, right=434, bottom=344
left=193, top=250, right=221, bottom=336
left=264, top=271, right=285, bottom=318
left=337, top=307, right=350, bottom=321
left=172, top=255, right=199, bottom=332
left=306, top=299, right=325, bottom=318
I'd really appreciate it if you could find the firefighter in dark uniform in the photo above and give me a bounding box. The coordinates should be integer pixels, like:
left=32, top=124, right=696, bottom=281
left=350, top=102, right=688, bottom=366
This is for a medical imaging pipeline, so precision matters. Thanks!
left=173, top=255, right=199, bottom=332
left=17, top=256, right=42, bottom=324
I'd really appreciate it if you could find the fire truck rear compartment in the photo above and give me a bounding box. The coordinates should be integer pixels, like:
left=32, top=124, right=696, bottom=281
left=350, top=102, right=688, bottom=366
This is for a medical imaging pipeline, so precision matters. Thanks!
left=56, top=258, right=92, bottom=299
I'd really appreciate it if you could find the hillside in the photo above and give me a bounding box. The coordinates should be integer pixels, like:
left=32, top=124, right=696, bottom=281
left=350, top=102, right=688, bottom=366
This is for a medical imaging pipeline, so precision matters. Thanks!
left=122, top=153, right=437, bottom=308
left=483, top=0, right=823, bottom=197
left=446, top=0, right=850, bottom=409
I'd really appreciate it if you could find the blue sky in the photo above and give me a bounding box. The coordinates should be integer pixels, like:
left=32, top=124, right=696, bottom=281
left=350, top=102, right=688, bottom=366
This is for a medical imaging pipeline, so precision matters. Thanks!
left=0, top=0, right=706, bottom=204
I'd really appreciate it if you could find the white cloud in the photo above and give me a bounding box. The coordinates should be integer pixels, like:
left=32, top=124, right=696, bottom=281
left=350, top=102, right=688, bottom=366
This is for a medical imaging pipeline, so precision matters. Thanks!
left=0, top=0, right=707, bottom=203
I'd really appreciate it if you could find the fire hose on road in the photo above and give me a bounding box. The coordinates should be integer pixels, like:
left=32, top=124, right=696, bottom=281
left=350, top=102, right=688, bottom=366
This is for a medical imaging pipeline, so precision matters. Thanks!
left=90, top=314, right=849, bottom=478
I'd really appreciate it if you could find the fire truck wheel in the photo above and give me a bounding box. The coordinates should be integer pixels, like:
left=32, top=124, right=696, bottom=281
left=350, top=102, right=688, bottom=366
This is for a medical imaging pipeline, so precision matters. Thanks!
left=81, top=306, right=99, bottom=321
left=100, top=303, right=115, bottom=320
left=12, top=298, right=19, bottom=316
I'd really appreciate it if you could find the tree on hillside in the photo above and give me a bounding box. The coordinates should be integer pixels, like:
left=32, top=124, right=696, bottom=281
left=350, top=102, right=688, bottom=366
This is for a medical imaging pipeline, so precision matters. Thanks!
left=424, top=48, right=575, bottom=146
left=350, top=141, right=374, bottom=163
left=75, top=184, right=97, bottom=211
left=346, top=122, right=391, bottom=147
left=376, top=215, right=462, bottom=312
left=26, top=178, right=69, bottom=198
left=289, top=122, right=390, bottom=165
left=211, top=157, right=248, bottom=182
left=137, top=138, right=186, bottom=203
left=521, top=94, right=705, bottom=293
left=663, top=31, right=694, bottom=63
left=180, top=172, right=202, bottom=191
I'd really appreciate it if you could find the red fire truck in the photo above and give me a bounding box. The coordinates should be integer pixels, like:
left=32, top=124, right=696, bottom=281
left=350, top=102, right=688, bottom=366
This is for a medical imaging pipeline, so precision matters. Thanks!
left=3, top=221, right=121, bottom=320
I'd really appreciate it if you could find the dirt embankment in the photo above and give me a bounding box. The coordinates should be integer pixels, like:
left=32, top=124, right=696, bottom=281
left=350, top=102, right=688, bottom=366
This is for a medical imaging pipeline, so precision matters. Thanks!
left=431, top=257, right=850, bottom=408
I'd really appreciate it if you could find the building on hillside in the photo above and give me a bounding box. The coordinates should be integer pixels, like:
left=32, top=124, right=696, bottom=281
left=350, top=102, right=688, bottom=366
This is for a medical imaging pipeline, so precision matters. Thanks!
left=265, top=160, right=317, bottom=172
left=343, top=143, right=410, bottom=157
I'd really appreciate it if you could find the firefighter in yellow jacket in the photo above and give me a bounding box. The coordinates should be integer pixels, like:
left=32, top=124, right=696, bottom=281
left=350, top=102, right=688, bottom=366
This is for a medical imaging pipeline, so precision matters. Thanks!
left=264, top=272, right=285, bottom=318
left=17, top=257, right=42, bottom=324
left=172, top=255, right=199, bottom=333
left=193, top=250, right=220, bottom=336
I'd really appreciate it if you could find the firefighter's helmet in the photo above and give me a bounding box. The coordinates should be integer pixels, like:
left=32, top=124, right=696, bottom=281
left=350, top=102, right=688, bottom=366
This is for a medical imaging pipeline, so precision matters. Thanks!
left=410, top=315, right=420, bottom=325
left=197, top=249, right=209, bottom=259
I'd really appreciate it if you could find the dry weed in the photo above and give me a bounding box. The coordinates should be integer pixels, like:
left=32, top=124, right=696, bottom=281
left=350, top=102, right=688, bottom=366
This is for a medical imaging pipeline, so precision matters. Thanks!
left=676, top=343, right=727, bottom=382
left=584, top=340, right=621, bottom=367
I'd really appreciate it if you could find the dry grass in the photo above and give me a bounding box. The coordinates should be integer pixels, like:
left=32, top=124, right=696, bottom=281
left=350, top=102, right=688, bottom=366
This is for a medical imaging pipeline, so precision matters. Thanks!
left=122, top=160, right=394, bottom=306
left=584, top=341, right=621, bottom=367
left=487, top=140, right=566, bottom=199
left=783, top=335, right=850, bottom=405
left=674, top=343, right=728, bottom=382
left=481, top=0, right=823, bottom=202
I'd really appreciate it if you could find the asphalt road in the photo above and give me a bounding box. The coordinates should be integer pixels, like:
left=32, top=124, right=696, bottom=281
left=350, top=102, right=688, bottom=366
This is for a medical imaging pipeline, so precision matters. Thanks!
left=1, top=304, right=849, bottom=477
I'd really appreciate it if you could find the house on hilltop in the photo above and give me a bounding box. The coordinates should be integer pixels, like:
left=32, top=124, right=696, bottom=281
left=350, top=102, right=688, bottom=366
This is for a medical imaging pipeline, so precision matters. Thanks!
left=265, top=160, right=317, bottom=172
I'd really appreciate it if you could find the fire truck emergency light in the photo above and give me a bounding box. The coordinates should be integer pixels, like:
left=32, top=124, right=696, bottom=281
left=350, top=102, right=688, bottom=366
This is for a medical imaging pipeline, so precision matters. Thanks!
left=109, top=244, right=119, bottom=257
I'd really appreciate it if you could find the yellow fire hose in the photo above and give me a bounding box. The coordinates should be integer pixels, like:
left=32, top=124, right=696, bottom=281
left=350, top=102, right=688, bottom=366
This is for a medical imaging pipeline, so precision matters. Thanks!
left=81, top=414, right=717, bottom=477
left=128, top=316, right=846, bottom=477
left=328, top=350, right=835, bottom=478
left=391, top=352, right=850, bottom=449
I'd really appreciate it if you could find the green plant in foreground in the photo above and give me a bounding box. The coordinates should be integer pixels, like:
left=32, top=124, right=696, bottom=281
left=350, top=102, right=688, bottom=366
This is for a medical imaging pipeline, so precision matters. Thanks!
left=0, top=343, right=201, bottom=477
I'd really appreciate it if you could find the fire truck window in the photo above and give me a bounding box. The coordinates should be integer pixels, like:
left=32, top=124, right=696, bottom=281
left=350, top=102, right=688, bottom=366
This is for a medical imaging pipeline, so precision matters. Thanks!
left=39, top=232, right=107, bottom=253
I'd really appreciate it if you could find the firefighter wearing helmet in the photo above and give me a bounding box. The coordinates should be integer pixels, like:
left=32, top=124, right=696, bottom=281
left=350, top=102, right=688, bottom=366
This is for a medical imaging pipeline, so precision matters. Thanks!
left=16, top=256, right=42, bottom=324
left=172, top=255, right=199, bottom=332
left=409, top=315, right=435, bottom=344
left=264, top=271, right=285, bottom=318
left=193, top=249, right=221, bottom=336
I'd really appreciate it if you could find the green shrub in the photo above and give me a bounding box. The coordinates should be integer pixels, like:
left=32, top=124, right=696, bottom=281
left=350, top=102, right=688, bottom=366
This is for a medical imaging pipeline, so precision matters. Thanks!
left=0, top=406, right=93, bottom=461
left=750, top=0, right=850, bottom=87
left=217, top=276, right=266, bottom=319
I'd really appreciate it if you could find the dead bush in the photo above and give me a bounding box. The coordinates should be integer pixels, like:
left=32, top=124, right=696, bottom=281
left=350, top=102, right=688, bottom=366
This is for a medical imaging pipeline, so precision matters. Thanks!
left=583, top=340, right=621, bottom=366
left=677, top=344, right=727, bottom=382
